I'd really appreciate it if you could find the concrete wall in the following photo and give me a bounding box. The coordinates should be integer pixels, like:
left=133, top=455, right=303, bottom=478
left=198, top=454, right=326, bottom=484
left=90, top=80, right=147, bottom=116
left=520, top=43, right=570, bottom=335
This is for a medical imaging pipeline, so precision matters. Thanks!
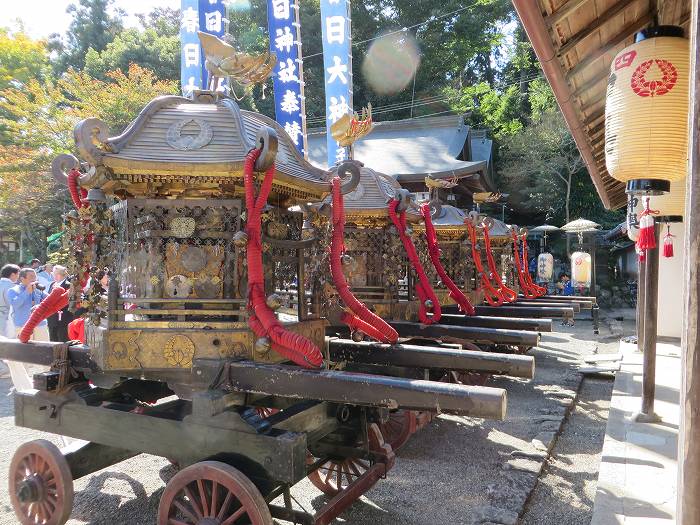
left=656, top=221, right=685, bottom=338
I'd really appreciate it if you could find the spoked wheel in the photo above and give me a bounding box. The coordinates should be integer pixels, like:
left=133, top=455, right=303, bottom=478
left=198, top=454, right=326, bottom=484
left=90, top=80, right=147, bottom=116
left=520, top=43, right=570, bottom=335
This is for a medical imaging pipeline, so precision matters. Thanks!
left=307, top=423, right=392, bottom=497
left=254, top=407, right=279, bottom=418
left=443, top=341, right=492, bottom=386
left=378, top=410, right=416, bottom=451
left=9, top=439, right=74, bottom=525
left=158, top=461, right=272, bottom=525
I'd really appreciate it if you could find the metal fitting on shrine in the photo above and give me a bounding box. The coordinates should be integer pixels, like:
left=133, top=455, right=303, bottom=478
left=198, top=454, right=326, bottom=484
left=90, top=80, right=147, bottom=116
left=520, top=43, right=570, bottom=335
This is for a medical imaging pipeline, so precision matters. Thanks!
left=233, top=231, right=248, bottom=248
left=424, top=299, right=434, bottom=310
left=266, top=294, right=283, bottom=311
left=351, top=330, right=364, bottom=342
left=341, top=254, right=354, bottom=267
left=254, top=337, right=271, bottom=354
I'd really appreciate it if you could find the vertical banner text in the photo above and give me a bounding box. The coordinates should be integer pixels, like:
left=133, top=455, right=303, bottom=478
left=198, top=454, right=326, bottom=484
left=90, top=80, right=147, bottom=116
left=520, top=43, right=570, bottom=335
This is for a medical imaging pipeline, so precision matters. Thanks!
left=267, top=0, right=307, bottom=155
left=320, top=0, right=352, bottom=167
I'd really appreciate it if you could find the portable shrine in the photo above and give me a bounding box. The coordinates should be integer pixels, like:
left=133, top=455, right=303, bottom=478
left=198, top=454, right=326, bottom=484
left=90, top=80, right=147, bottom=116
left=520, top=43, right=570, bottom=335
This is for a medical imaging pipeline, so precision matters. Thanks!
left=0, top=84, right=541, bottom=525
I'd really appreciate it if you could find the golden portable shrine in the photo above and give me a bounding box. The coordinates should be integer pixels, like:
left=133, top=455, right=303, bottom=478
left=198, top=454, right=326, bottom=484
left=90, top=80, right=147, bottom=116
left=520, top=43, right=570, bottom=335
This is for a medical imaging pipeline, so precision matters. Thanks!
left=0, top=88, right=552, bottom=525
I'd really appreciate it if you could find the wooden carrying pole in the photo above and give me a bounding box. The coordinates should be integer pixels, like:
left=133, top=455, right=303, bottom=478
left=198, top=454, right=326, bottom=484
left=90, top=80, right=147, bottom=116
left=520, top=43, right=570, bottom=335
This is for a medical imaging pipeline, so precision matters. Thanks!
left=679, top=0, right=700, bottom=521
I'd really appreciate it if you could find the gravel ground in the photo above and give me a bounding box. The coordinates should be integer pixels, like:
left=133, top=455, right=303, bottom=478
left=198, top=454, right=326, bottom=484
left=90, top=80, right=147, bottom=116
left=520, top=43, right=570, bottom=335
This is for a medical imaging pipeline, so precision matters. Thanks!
left=0, top=309, right=635, bottom=524
left=519, top=377, right=614, bottom=525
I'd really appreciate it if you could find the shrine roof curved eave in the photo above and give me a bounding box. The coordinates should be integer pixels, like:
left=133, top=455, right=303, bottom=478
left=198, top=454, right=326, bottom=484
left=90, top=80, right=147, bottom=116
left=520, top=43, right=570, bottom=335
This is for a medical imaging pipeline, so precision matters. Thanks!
left=100, top=157, right=330, bottom=198
left=77, top=93, right=332, bottom=196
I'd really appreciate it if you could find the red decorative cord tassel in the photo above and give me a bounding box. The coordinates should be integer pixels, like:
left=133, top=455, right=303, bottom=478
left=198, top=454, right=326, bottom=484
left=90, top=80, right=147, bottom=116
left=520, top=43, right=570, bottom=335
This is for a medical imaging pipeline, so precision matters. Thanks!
left=19, top=287, right=69, bottom=343
left=330, top=176, right=398, bottom=343
left=636, top=197, right=659, bottom=252
left=511, top=229, right=538, bottom=298
left=467, top=221, right=505, bottom=306
left=663, top=225, right=674, bottom=258
left=482, top=223, right=518, bottom=302
left=420, top=203, right=475, bottom=316
left=388, top=199, right=441, bottom=324
left=244, top=147, right=323, bottom=369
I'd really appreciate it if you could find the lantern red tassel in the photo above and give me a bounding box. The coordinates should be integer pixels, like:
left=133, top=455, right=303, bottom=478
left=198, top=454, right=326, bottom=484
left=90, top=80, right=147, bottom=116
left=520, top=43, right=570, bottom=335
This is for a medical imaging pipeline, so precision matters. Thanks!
left=636, top=197, right=659, bottom=253
left=663, top=226, right=674, bottom=258
left=637, top=213, right=656, bottom=250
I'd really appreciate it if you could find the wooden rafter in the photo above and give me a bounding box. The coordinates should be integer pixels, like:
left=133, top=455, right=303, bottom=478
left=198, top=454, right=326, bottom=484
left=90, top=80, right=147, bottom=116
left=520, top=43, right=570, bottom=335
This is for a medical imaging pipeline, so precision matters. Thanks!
left=579, top=97, right=605, bottom=115
left=587, top=121, right=605, bottom=136
left=566, top=12, right=654, bottom=79
left=572, top=70, right=609, bottom=98
left=544, top=0, right=592, bottom=27
left=557, top=0, right=637, bottom=57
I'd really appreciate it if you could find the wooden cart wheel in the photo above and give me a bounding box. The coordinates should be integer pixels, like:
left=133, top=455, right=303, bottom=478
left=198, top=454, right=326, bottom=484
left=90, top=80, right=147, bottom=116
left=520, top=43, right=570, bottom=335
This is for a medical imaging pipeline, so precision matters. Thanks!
left=9, top=439, right=74, bottom=525
left=442, top=341, right=492, bottom=386
left=254, top=407, right=279, bottom=419
left=158, top=461, right=272, bottom=525
left=378, top=410, right=416, bottom=451
left=307, top=423, right=391, bottom=497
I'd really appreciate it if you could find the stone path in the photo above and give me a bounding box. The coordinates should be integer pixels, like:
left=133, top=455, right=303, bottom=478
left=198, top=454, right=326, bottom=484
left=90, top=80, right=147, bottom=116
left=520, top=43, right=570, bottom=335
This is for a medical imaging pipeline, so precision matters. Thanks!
left=591, top=340, right=680, bottom=525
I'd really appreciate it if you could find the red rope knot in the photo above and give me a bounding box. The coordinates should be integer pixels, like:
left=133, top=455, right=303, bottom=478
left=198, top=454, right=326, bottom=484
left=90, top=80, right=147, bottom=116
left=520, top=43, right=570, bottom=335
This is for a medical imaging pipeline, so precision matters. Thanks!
left=420, top=203, right=475, bottom=316
left=244, top=147, right=323, bottom=368
left=467, top=220, right=505, bottom=306
left=329, top=175, right=398, bottom=343
left=388, top=199, right=441, bottom=324
left=481, top=221, right=517, bottom=302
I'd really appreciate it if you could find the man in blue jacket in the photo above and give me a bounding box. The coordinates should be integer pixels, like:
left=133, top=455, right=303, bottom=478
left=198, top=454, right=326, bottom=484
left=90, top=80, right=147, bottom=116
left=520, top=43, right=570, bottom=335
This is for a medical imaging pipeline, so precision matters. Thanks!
left=7, top=268, right=49, bottom=341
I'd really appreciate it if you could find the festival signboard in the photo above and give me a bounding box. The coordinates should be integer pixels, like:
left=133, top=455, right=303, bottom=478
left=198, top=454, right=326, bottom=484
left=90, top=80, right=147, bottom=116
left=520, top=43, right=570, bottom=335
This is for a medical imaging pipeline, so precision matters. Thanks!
left=180, top=0, right=228, bottom=95
left=267, top=0, right=307, bottom=155
left=320, top=0, right=353, bottom=167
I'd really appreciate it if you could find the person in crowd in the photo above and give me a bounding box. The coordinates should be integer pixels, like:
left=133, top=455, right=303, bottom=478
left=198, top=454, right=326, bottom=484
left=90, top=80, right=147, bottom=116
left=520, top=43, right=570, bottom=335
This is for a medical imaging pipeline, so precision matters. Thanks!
left=47, top=265, right=73, bottom=342
left=0, top=264, right=20, bottom=338
left=29, top=259, right=41, bottom=270
left=8, top=268, right=49, bottom=341
left=556, top=273, right=574, bottom=296
left=36, top=263, right=54, bottom=289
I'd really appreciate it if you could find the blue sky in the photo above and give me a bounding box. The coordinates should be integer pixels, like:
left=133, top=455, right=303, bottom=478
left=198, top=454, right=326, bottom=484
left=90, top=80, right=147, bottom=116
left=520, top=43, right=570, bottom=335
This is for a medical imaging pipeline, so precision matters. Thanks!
left=1, top=0, right=181, bottom=39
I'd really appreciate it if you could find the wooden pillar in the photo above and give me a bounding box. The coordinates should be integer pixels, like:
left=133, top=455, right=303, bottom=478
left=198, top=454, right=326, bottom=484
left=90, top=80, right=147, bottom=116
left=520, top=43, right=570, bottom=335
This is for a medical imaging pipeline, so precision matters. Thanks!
left=637, top=249, right=647, bottom=346
left=679, top=0, right=700, bottom=521
left=633, top=229, right=660, bottom=422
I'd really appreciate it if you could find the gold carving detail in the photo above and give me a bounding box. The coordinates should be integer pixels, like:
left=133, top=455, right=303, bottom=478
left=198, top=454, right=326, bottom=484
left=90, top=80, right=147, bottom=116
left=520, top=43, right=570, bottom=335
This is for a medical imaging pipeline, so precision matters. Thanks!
left=163, top=335, right=196, bottom=367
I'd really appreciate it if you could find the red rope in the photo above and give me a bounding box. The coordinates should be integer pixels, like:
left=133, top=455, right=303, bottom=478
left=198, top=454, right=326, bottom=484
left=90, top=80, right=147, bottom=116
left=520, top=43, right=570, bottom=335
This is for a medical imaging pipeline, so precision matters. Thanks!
left=420, top=203, right=475, bottom=316
left=244, top=148, right=323, bottom=369
left=330, top=177, right=398, bottom=343
left=467, top=222, right=505, bottom=306
left=482, top=224, right=517, bottom=302
left=521, top=234, right=547, bottom=297
left=67, top=169, right=85, bottom=209
left=388, top=200, right=441, bottom=324
left=511, top=229, right=539, bottom=298
left=18, top=287, right=69, bottom=343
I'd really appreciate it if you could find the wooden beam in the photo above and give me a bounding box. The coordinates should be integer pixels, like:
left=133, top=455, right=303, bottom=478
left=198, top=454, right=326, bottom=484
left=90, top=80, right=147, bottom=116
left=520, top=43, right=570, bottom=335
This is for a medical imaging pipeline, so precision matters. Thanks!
left=659, top=0, right=686, bottom=25
left=566, top=12, right=654, bottom=79
left=558, top=0, right=638, bottom=57
left=587, top=121, right=605, bottom=136
left=572, top=70, right=609, bottom=98
left=584, top=110, right=605, bottom=127
left=544, top=0, right=592, bottom=27
left=579, top=97, right=605, bottom=115
left=679, top=0, right=700, bottom=520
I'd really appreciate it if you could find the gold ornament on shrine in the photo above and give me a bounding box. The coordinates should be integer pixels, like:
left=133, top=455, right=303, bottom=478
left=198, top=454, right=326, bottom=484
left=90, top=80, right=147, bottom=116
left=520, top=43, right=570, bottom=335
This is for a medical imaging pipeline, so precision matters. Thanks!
left=198, top=32, right=276, bottom=97
left=331, top=104, right=373, bottom=147
left=605, top=26, right=690, bottom=195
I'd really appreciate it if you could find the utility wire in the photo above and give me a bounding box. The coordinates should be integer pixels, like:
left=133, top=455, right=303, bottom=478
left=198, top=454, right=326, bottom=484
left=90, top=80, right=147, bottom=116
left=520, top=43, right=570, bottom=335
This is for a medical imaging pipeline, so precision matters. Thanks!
left=305, top=73, right=544, bottom=124
left=303, top=1, right=482, bottom=60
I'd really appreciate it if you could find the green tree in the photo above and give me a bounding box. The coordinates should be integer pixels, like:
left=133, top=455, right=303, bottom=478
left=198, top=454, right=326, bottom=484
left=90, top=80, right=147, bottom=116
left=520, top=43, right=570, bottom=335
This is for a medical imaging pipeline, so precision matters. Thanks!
left=49, top=0, right=125, bottom=73
left=84, top=8, right=180, bottom=81
left=0, top=28, right=50, bottom=91
left=0, top=65, right=179, bottom=257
